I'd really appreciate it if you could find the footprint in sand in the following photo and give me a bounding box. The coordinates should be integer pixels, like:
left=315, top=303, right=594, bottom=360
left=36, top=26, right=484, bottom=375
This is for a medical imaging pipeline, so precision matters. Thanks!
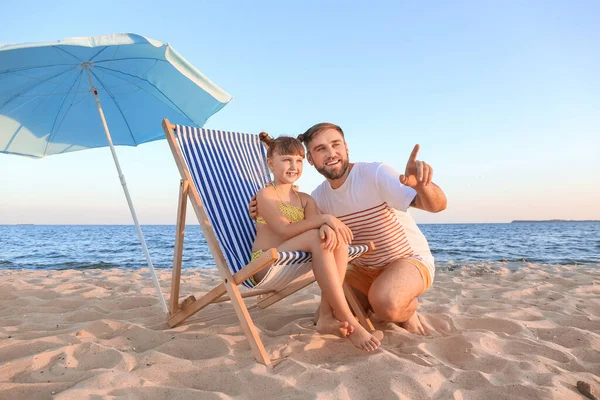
left=456, top=317, right=524, bottom=335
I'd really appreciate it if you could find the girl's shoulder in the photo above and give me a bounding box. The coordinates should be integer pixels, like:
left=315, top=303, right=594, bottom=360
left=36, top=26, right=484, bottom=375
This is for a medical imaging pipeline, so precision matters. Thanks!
left=256, top=184, right=277, bottom=200
left=296, top=190, right=311, bottom=200
left=296, top=191, right=316, bottom=206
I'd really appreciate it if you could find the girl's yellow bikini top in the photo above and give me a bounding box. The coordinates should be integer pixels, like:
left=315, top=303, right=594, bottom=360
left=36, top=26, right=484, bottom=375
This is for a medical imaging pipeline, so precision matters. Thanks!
left=256, top=182, right=304, bottom=224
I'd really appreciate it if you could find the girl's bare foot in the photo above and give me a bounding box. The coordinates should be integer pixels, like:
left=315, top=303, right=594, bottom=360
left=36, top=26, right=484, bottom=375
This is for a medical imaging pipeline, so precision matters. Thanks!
left=316, top=314, right=354, bottom=338
left=348, top=324, right=381, bottom=351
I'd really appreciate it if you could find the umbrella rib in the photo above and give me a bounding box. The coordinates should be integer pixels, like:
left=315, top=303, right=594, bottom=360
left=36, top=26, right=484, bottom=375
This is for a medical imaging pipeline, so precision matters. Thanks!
left=92, top=46, right=122, bottom=86
left=0, top=66, right=79, bottom=112
left=94, top=65, right=196, bottom=124
left=88, top=46, right=109, bottom=62
left=0, top=64, right=78, bottom=75
left=42, top=69, right=86, bottom=156
left=93, top=57, right=166, bottom=64
left=52, top=46, right=84, bottom=62
left=89, top=69, right=137, bottom=145
left=3, top=70, right=83, bottom=90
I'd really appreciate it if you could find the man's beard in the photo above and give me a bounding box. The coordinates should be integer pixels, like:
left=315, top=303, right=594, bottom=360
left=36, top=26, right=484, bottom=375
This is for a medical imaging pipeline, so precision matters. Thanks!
left=316, top=158, right=349, bottom=180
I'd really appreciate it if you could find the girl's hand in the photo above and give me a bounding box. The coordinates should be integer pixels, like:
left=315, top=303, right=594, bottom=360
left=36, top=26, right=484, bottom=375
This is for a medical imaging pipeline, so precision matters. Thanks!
left=248, top=195, right=258, bottom=220
left=319, top=225, right=338, bottom=252
left=323, top=215, right=354, bottom=245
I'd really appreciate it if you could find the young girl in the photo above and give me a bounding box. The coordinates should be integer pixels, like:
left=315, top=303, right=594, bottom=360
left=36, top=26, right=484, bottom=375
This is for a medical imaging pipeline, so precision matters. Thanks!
left=251, top=133, right=381, bottom=351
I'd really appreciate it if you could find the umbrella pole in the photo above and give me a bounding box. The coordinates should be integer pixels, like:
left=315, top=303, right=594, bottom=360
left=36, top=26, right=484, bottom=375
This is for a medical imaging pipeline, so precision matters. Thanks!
left=84, top=67, right=168, bottom=314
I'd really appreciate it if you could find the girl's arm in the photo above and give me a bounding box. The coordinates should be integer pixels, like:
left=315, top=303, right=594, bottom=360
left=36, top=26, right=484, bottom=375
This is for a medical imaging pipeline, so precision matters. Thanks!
left=301, top=193, right=354, bottom=244
left=302, top=193, right=321, bottom=219
left=256, top=188, right=326, bottom=241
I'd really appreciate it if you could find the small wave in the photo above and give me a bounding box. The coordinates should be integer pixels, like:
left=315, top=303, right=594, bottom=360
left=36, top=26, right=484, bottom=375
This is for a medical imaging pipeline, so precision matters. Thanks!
left=0, top=260, right=14, bottom=266
left=489, top=257, right=598, bottom=265
left=435, top=264, right=459, bottom=272
left=54, top=261, right=120, bottom=270
left=44, top=252, right=67, bottom=259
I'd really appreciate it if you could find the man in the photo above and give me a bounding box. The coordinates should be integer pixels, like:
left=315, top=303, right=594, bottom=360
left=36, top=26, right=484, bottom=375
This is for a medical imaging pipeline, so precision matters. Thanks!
left=253, top=123, right=446, bottom=335
left=301, top=122, right=446, bottom=335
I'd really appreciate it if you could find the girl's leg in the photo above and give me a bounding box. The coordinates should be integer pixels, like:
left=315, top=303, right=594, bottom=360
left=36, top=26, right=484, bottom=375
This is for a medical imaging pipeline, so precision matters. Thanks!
left=277, top=230, right=380, bottom=351
left=333, top=244, right=349, bottom=282
left=317, top=245, right=354, bottom=337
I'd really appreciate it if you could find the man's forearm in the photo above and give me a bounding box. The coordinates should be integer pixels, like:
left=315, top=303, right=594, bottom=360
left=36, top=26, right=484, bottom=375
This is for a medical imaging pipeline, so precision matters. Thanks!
left=413, top=183, right=447, bottom=213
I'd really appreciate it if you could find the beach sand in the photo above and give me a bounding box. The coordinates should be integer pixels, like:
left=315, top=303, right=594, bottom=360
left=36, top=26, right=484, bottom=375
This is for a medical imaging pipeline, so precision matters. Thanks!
left=1, top=263, right=599, bottom=399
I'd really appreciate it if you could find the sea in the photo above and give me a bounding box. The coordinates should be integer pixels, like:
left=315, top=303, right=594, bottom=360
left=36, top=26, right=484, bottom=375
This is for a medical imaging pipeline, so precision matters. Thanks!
left=1, top=222, right=599, bottom=271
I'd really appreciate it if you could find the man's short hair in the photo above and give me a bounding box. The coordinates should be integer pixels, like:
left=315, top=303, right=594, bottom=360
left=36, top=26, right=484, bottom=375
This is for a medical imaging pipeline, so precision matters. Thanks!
left=297, top=123, right=344, bottom=148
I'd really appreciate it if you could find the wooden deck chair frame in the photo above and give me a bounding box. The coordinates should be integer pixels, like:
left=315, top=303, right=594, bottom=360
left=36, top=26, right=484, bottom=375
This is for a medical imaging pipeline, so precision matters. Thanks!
left=162, top=119, right=374, bottom=367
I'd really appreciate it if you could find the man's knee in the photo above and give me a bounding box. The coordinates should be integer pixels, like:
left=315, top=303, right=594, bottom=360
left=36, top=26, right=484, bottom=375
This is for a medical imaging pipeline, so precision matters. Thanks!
left=369, top=293, right=417, bottom=322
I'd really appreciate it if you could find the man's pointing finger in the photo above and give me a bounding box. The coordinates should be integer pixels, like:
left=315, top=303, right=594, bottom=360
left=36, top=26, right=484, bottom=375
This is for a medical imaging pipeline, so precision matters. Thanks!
left=409, top=144, right=420, bottom=163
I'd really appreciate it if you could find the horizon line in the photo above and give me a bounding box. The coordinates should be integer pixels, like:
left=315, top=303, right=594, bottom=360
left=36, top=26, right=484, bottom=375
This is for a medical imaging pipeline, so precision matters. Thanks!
left=2, top=220, right=599, bottom=226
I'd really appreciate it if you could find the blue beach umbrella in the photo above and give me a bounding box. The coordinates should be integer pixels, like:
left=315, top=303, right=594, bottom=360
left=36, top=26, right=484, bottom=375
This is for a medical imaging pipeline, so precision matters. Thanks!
left=0, top=34, right=232, bottom=313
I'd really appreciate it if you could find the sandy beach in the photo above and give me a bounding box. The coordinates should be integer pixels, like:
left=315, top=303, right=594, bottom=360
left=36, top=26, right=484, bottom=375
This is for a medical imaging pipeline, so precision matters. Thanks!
left=1, top=263, right=598, bottom=399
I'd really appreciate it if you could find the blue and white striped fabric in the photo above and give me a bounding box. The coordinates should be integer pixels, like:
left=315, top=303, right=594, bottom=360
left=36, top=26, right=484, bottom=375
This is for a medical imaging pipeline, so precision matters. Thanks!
left=174, top=124, right=370, bottom=289
left=255, top=244, right=371, bottom=290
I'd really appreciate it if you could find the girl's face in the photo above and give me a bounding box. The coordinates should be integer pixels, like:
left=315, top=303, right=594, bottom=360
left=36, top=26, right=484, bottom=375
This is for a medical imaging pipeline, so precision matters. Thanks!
left=268, top=153, right=304, bottom=184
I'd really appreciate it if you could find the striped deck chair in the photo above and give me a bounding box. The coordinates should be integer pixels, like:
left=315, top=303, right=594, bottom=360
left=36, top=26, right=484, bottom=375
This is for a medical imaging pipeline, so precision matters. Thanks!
left=162, top=119, right=375, bottom=367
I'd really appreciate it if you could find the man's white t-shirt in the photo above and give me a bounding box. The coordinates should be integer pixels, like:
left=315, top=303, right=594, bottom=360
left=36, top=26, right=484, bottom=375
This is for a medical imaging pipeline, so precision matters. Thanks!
left=311, top=162, right=434, bottom=276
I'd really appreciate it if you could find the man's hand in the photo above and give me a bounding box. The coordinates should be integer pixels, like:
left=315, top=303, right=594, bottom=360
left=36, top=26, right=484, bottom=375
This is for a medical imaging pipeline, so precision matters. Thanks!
left=248, top=195, right=258, bottom=220
left=319, top=225, right=338, bottom=251
left=322, top=215, right=353, bottom=244
left=401, top=144, right=447, bottom=213
left=399, top=144, right=433, bottom=188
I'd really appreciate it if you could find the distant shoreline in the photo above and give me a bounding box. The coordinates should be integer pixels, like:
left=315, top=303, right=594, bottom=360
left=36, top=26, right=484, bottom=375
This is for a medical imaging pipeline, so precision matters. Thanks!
left=2, top=221, right=599, bottom=226
left=511, top=219, right=600, bottom=223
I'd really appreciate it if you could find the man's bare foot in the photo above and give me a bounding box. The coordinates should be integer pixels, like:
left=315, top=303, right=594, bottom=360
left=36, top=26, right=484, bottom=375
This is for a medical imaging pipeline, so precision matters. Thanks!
left=316, top=314, right=354, bottom=338
left=398, top=312, right=427, bottom=335
left=348, top=324, right=381, bottom=351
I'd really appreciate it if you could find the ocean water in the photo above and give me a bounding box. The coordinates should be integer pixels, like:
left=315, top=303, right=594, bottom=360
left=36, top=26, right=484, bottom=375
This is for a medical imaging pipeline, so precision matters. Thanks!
left=0, top=222, right=598, bottom=271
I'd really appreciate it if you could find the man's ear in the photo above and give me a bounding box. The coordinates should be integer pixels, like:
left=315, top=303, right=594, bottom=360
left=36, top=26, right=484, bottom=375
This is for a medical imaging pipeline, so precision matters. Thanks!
left=307, top=152, right=314, bottom=166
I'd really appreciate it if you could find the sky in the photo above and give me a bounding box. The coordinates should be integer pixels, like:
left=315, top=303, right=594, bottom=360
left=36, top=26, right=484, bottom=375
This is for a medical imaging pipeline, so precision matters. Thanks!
left=0, top=0, right=599, bottom=225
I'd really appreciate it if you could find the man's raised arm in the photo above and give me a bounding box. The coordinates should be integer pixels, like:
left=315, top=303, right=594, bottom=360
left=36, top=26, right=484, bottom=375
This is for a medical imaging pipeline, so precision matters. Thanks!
left=400, top=144, right=447, bottom=213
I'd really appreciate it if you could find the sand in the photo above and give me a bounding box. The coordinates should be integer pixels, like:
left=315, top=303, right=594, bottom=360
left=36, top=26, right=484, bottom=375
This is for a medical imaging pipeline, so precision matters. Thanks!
left=0, top=262, right=599, bottom=399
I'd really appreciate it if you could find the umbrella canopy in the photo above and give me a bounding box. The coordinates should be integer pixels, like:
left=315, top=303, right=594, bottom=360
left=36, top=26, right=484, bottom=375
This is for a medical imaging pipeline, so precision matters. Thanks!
left=0, top=34, right=233, bottom=314
left=0, top=33, right=231, bottom=157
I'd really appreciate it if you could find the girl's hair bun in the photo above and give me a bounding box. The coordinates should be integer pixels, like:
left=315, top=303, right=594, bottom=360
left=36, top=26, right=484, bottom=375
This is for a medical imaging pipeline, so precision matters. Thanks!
left=259, top=132, right=274, bottom=146
left=259, top=133, right=305, bottom=158
left=296, top=133, right=305, bottom=143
